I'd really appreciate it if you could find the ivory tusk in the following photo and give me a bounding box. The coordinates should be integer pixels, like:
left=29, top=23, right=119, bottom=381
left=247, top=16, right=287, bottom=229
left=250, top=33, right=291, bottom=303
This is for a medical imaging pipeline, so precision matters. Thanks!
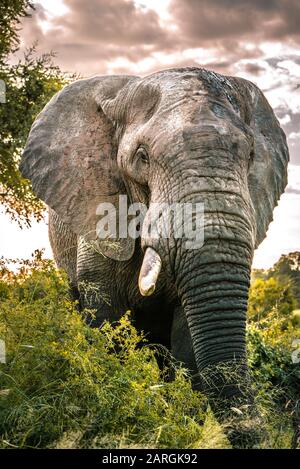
left=138, top=247, right=162, bottom=296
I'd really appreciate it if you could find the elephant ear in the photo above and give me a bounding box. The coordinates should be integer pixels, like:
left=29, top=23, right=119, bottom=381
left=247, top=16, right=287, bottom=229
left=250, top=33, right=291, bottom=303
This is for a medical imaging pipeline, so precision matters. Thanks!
left=231, top=78, right=289, bottom=248
left=20, top=75, right=138, bottom=260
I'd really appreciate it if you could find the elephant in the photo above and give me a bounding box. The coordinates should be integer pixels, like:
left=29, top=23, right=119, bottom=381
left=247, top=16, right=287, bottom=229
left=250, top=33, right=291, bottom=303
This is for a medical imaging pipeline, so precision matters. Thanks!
left=20, top=67, right=289, bottom=445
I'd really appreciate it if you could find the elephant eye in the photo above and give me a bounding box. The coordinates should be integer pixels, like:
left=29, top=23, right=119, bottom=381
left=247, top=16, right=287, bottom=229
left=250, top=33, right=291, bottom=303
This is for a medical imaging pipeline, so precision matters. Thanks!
left=136, top=147, right=149, bottom=164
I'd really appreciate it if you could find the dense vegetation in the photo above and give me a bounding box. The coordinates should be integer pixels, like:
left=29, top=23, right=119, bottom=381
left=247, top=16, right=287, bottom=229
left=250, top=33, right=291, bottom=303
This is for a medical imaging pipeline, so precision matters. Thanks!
left=0, top=251, right=299, bottom=449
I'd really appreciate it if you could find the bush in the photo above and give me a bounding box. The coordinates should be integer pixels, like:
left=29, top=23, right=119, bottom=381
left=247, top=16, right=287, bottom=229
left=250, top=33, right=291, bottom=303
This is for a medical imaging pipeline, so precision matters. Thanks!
left=248, top=326, right=299, bottom=443
left=248, top=277, right=296, bottom=322
left=0, top=253, right=227, bottom=449
left=0, top=252, right=299, bottom=449
left=292, top=310, right=300, bottom=327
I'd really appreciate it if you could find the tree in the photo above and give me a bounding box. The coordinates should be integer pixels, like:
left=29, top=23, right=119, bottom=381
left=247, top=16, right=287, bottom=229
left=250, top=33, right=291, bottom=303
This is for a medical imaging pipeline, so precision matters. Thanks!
left=0, top=1, right=71, bottom=225
left=269, top=252, right=300, bottom=308
left=248, top=276, right=296, bottom=322
left=0, top=1, right=33, bottom=59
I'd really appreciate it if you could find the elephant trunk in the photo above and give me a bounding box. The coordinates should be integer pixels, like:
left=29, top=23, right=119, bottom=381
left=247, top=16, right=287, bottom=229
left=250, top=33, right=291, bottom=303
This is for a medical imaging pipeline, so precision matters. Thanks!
left=175, top=190, right=255, bottom=400
left=141, top=175, right=256, bottom=402
left=177, top=250, right=251, bottom=399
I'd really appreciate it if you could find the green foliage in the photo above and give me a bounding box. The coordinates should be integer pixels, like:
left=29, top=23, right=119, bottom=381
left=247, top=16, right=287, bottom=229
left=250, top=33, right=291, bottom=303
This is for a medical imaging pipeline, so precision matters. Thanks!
left=0, top=1, right=33, bottom=59
left=247, top=259, right=300, bottom=448
left=0, top=253, right=228, bottom=449
left=270, top=252, right=300, bottom=308
left=248, top=276, right=296, bottom=322
left=247, top=321, right=300, bottom=449
left=248, top=323, right=299, bottom=399
left=0, top=1, right=71, bottom=224
left=292, top=310, right=300, bottom=327
left=0, top=253, right=299, bottom=449
left=252, top=252, right=300, bottom=309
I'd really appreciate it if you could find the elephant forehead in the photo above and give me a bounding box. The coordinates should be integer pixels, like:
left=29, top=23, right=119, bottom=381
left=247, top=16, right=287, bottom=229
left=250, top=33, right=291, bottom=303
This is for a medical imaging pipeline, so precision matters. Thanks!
left=144, top=68, right=235, bottom=100
left=145, top=95, right=238, bottom=137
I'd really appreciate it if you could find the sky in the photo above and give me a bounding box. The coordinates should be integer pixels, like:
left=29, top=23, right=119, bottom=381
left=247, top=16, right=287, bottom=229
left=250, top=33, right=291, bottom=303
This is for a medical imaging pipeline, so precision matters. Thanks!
left=1, top=0, right=300, bottom=268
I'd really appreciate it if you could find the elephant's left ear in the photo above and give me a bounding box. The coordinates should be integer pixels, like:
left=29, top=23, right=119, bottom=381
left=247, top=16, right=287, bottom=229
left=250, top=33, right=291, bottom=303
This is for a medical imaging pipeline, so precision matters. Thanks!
left=231, top=78, right=289, bottom=248
left=19, top=75, right=139, bottom=261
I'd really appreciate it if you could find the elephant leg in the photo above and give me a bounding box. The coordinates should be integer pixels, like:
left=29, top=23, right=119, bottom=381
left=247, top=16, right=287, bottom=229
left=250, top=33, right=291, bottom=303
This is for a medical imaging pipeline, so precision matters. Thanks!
left=171, top=305, right=199, bottom=388
left=48, top=208, right=78, bottom=286
left=76, top=236, right=124, bottom=327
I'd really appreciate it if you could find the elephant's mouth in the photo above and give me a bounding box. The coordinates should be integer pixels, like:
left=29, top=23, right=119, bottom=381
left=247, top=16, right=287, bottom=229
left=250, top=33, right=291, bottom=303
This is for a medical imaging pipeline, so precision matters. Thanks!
left=138, top=247, right=162, bottom=296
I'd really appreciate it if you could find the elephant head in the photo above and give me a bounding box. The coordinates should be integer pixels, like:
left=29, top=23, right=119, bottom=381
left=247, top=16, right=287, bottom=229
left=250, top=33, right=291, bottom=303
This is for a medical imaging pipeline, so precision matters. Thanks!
left=20, top=68, right=289, bottom=409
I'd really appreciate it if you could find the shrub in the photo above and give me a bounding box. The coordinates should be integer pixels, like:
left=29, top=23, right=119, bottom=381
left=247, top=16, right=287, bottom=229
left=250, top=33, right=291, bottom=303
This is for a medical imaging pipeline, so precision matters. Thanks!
left=0, top=252, right=299, bottom=448
left=248, top=277, right=296, bottom=322
left=247, top=319, right=300, bottom=448
left=0, top=253, right=227, bottom=449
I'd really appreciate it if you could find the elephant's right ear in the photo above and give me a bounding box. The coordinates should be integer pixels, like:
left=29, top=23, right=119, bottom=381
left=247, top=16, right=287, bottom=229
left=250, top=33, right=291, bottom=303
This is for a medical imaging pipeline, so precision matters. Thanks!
left=229, top=77, right=289, bottom=248
left=20, top=75, right=138, bottom=260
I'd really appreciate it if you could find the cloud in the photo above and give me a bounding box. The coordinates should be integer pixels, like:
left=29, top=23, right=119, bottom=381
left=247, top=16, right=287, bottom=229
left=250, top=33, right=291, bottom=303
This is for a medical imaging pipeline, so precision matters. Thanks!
left=278, top=114, right=291, bottom=125
left=289, top=131, right=300, bottom=140
left=285, top=165, right=300, bottom=194
left=170, top=0, right=300, bottom=47
left=20, top=0, right=175, bottom=75
left=242, top=62, right=266, bottom=75
left=18, top=0, right=300, bottom=80
left=51, top=0, right=169, bottom=47
left=280, top=112, right=300, bottom=166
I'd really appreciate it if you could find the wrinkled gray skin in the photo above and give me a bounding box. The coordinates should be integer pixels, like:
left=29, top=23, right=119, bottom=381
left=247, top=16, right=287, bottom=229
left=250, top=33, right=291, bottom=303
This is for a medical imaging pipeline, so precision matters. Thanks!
left=20, top=68, right=289, bottom=444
